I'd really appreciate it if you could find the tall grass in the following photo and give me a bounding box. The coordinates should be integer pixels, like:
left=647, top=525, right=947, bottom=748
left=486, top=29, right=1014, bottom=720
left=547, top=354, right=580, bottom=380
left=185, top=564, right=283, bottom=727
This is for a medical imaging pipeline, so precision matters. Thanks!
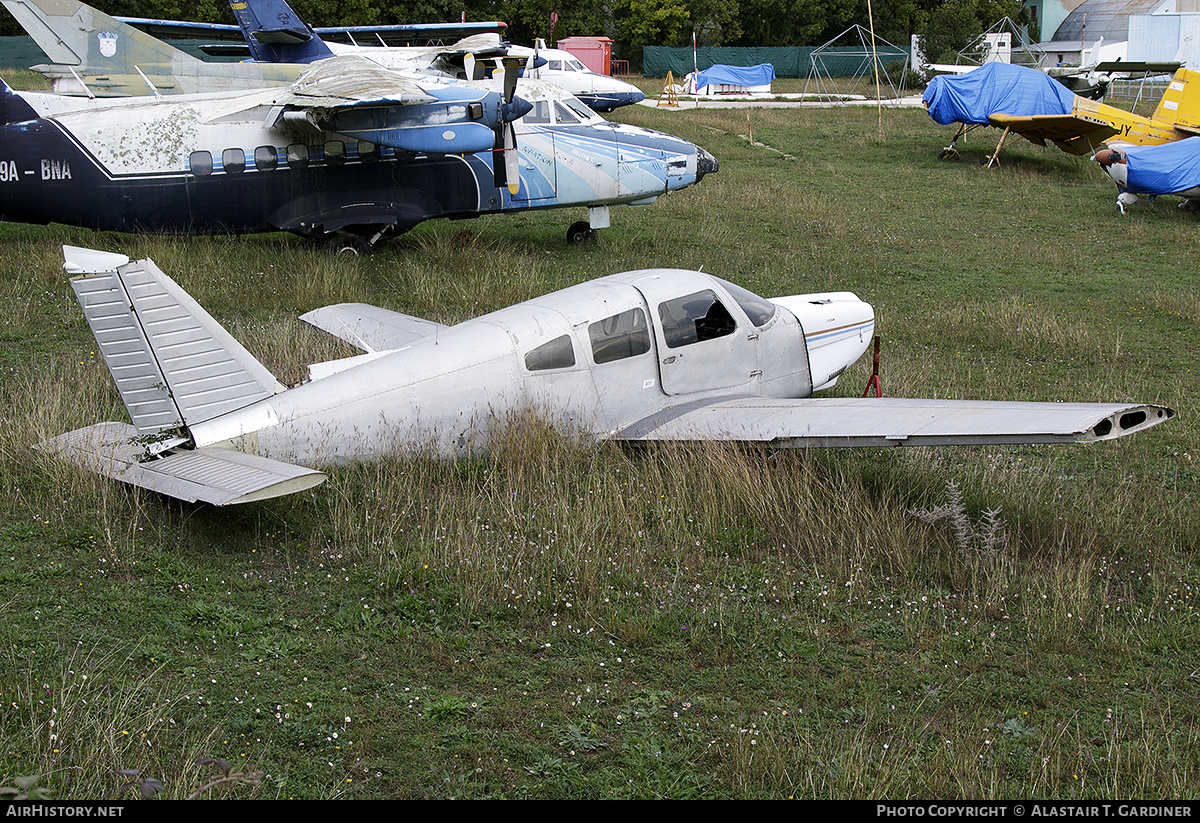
left=0, top=91, right=1196, bottom=798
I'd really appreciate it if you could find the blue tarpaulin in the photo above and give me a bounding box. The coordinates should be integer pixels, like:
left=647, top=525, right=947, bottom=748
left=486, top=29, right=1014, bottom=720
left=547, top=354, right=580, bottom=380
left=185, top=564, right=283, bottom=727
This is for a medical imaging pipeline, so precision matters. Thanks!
left=694, top=63, right=775, bottom=89
left=922, top=62, right=1077, bottom=126
left=1122, top=137, right=1200, bottom=194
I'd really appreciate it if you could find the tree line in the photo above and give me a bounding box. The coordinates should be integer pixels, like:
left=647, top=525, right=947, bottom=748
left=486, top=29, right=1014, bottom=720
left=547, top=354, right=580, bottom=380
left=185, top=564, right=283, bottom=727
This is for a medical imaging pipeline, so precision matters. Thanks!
left=0, top=0, right=1036, bottom=69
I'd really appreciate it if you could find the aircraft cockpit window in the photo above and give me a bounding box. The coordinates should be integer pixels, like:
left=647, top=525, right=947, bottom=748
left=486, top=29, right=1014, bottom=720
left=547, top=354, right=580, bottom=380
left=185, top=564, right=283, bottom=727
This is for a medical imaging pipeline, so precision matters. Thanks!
left=324, top=141, right=346, bottom=166
left=221, top=149, right=245, bottom=174
left=554, top=102, right=580, bottom=124
left=254, top=146, right=277, bottom=172
left=358, top=141, right=380, bottom=163
left=567, top=60, right=587, bottom=72
left=525, top=334, right=576, bottom=371
left=589, top=308, right=652, bottom=364
left=547, top=60, right=563, bottom=71
left=658, top=290, right=737, bottom=349
left=286, top=144, right=309, bottom=169
left=188, top=151, right=212, bottom=177
left=562, top=96, right=598, bottom=122
left=524, top=101, right=553, bottom=124
left=717, top=279, right=777, bottom=327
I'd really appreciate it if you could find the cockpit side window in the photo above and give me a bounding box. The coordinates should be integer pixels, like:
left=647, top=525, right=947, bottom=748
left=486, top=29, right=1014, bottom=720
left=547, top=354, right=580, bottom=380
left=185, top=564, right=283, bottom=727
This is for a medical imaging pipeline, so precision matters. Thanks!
left=567, top=60, right=587, bottom=72
left=658, top=290, right=737, bottom=349
left=523, top=101, right=553, bottom=124
left=717, top=279, right=777, bottom=327
left=525, top=334, right=576, bottom=371
left=562, top=96, right=599, bottom=122
left=554, top=101, right=580, bottom=124
left=589, top=308, right=652, bottom=364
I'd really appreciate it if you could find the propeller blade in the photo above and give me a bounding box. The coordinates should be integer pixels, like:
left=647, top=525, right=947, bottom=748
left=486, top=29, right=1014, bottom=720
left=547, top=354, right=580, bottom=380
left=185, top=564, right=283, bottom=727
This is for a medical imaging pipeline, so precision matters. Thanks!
left=464, top=52, right=475, bottom=80
left=492, top=122, right=519, bottom=194
left=502, top=57, right=519, bottom=103
left=504, top=124, right=519, bottom=194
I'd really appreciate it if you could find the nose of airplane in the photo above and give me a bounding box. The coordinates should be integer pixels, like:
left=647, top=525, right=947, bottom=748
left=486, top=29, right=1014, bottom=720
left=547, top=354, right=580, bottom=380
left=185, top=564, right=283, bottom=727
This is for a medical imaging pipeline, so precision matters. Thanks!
left=696, top=146, right=719, bottom=181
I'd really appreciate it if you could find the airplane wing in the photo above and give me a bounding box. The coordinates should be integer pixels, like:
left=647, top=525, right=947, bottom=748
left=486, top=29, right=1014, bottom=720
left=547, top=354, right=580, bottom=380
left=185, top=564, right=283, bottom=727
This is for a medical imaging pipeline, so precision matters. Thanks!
left=115, top=16, right=243, bottom=40
left=616, top=397, right=1173, bottom=447
left=259, top=56, right=530, bottom=155
left=987, top=112, right=1121, bottom=154
left=114, top=16, right=506, bottom=45
left=299, top=303, right=447, bottom=353
left=276, top=55, right=438, bottom=107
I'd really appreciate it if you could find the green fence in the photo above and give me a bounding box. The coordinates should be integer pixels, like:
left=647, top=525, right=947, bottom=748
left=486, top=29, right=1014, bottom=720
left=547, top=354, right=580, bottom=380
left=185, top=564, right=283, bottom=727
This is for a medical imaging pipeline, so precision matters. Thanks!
left=643, top=45, right=909, bottom=78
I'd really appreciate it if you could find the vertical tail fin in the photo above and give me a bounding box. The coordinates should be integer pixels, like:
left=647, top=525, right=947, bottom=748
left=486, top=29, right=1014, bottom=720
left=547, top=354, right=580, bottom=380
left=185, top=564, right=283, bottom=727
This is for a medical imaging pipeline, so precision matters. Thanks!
left=37, top=248, right=325, bottom=505
left=226, top=0, right=335, bottom=63
left=1, top=0, right=204, bottom=71
left=64, top=246, right=284, bottom=436
left=1151, top=67, right=1200, bottom=134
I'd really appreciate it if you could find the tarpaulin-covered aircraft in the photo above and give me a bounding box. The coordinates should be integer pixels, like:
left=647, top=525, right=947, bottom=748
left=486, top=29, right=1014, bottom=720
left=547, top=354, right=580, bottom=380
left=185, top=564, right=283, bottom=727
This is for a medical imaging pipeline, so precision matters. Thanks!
left=924, top=62, right=1200, bottom=167
left=1093, top=137, right=1200, bottom=212
left=35, top=246, right=1174, bottom=506
left=0, top=56, right=716, bottom=248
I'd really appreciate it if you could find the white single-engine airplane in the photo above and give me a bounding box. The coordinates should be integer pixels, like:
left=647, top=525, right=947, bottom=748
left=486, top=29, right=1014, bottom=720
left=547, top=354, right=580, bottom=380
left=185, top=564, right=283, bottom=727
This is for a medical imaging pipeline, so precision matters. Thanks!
left=0, top=56, right=715, bottom=248
left=35, top=246, right=1174, bottom=506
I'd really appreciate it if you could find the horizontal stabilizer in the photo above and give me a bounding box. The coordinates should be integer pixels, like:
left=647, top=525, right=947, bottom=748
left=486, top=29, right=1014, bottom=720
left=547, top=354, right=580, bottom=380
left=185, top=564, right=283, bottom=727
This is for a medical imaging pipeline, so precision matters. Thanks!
left=617, top=397, right=1174, bottom=447
left=300, top=302, right=446, bottom=353
left=36, top=422, right=326, bottom=505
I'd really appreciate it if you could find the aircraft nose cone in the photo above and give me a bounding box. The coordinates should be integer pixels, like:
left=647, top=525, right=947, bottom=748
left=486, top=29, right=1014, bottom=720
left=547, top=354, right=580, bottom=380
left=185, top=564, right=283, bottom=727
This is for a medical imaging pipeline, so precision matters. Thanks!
left=696, top=146, right=719, bottom=180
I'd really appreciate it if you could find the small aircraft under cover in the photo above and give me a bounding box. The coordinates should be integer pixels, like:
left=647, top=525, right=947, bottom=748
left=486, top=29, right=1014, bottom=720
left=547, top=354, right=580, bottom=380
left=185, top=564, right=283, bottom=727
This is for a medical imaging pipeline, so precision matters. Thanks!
left=0, top=56, right=715, bottom=248
left=924, top=62, right=1200, bottom=166
left=1093, top=137, right=1200, bottom=213
left=35, top=246, right=1174, bottom=506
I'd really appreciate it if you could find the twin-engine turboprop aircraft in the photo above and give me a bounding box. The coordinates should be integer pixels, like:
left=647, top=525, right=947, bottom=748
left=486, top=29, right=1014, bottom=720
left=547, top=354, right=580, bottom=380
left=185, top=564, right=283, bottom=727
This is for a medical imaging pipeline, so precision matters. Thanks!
left=219, top=0, right=645, bottom=112
left=0, top=56, right=716, bottom=248
left=36, top=247, right=1174, bottom=506
left=1, top=0, right=645, bottom=111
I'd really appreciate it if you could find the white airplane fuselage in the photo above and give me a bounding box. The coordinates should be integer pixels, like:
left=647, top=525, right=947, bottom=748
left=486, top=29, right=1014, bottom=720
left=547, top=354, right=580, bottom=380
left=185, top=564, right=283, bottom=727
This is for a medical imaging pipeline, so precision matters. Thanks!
left=187, top=270, right=875, bottom=464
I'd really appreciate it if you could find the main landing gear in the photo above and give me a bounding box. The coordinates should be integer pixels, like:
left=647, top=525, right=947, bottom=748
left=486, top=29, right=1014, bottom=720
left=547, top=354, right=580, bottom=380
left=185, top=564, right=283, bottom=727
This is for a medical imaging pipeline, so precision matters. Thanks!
left=322, top=226, right=390, bottom=257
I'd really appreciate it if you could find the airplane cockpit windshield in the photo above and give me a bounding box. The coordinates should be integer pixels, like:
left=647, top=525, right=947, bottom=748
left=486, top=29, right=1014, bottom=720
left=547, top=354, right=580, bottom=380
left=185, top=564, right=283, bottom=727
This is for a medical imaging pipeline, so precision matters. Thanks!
left=545, top=59, right=589, bottom=73
left=716, top=278, right=777, bottom=327
left=521, top=96, right=603, bottom=126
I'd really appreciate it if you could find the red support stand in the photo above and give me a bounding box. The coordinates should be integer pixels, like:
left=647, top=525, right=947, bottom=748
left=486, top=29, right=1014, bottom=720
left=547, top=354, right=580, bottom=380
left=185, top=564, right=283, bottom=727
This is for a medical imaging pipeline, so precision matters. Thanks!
left=861, top=336, right=882, bottom=398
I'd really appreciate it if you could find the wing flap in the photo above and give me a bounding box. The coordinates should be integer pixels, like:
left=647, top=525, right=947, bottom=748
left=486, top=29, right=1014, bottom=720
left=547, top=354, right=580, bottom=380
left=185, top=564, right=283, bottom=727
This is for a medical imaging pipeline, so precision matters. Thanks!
left=35, top=422, right=326, bottom=506
left=617, top=397, right=1173, bottom=447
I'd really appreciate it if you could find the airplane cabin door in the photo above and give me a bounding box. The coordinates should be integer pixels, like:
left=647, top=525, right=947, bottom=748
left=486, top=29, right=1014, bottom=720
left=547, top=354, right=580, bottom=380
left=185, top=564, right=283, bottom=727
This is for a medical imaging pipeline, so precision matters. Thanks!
left=510, top=102, right=557, bottom=202
left=632, top=275, right=758, bottom=396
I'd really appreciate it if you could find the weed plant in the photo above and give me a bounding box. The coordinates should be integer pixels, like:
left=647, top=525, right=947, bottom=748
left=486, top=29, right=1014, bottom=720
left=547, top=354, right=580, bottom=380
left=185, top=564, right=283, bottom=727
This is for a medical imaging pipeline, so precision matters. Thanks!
left=0, top=81, right=1197, bottom=798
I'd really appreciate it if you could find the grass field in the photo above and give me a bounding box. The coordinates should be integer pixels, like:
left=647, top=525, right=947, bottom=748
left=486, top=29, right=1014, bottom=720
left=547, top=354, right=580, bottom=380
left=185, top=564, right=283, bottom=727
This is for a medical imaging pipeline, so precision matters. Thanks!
left=0, top=78, right=1197, bottom=799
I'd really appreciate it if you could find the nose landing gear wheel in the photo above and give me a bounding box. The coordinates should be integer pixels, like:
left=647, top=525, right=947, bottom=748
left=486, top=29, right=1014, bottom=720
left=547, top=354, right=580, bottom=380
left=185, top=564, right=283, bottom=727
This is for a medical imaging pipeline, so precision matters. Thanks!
left=567, top=221, right=598, bottom=245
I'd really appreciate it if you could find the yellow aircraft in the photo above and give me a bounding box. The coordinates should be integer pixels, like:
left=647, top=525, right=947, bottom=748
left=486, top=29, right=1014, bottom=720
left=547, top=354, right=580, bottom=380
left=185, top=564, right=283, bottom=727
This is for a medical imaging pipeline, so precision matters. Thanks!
left=933, top=67, right=1200, bottom=167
